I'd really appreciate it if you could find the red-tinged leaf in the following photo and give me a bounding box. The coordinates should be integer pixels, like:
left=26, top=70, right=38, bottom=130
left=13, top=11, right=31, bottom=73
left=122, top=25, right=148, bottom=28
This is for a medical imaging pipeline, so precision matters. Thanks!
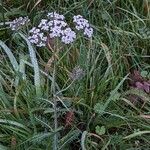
left=129, top=70, right=143, bottom=87
left=143, top=81, right=150, bottom=93
left=65, top=111, right=74, bottom=127
left=135, top=82, right=144, bottom=90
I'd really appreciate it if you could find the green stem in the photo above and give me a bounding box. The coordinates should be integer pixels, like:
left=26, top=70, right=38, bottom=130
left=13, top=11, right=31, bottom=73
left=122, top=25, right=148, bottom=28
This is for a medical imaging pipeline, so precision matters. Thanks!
left=52, top=53, right=58, bottom=150
left=1, top=0, right=5, bottom=27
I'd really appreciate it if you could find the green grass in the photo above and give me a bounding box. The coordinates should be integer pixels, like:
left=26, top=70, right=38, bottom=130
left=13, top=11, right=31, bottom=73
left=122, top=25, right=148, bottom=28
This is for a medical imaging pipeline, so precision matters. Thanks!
left=0, top=0, right=150, bottom=149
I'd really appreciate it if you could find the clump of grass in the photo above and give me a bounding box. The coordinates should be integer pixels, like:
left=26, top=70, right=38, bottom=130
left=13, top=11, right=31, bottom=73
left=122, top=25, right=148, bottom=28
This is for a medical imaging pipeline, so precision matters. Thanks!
left=0, top=0, right=150, bottom=149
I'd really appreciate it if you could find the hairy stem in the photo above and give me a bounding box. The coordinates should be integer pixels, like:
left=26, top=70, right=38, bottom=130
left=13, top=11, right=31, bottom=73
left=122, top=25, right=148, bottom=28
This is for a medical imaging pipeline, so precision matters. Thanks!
left=52, top=53, right=58, bottom=150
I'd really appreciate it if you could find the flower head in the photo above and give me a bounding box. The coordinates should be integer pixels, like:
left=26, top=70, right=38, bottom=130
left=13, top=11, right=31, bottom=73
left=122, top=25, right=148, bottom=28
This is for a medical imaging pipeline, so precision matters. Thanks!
left=38, top=19, right=49, bottom=31
left=84, top=27, right=93, bottom=38
left=69, top=66, right=85, bottom=81
left=9, top=12, right=94, bottom=49
left=10, top=13, right=94, bottom=47
left=73, top=15, right=93, bottom=38
left=48, top=20, right=67, bottom=38
left=28, top=12, right=77, bottom=47
left=28, top=27, right=47, bottom=47
left=61, top=28, right=76, bottom=44
left=10, top=16, right=30, bottom=31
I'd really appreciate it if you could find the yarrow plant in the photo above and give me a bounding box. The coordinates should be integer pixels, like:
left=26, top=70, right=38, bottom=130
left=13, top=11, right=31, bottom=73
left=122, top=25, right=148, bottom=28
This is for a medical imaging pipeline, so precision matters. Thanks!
left=10, top=16, right=30, bottom=31
left=7, top=12, right=93, bottom=149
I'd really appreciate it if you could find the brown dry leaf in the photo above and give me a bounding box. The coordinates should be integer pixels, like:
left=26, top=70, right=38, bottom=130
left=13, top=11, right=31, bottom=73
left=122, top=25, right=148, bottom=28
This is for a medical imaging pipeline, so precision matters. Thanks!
left=129, top=70, right=144, bottom=86
left=101, top=43, right=112, bottom=64
left=65, top=111, right=74, bottom=127
left=87, top=0, right=95, bottom=8
left=101, top=43, right=113, bottom=73
left=30, top=0, right=42, bottom=13
left=102, top=43, right=111, bottom=62
left=45, top=56, right=55, bottom=73
left=143, top=0, right=150, bottom=15
left=46, top=35, right=55, bottom=52
left=11, top=136, right=16, bottom=149
left=69, top=48, right=79, bottom=65
left=129, top=70, right=150, bottom=93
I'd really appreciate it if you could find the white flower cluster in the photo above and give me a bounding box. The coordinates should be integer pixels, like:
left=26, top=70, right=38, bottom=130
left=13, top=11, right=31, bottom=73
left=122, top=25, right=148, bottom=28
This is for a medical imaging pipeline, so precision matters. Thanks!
left=73, top=15, right=93, bottom=38
left=10, top=16, right=30, bottom=31
left=28, top=12, right=76, bottom=47
left=28, top=27, right=47, bottom=47
left=61, top=28, right=76, bottom=44
left=10, top=13, right=93, bottom=47
left=27, top=12, right=93, bottom=47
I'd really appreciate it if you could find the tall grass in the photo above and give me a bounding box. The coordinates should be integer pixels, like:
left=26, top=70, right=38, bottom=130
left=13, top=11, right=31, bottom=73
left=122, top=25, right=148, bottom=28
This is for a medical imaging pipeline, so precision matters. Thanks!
left=0, top=0, right=150, bottom=149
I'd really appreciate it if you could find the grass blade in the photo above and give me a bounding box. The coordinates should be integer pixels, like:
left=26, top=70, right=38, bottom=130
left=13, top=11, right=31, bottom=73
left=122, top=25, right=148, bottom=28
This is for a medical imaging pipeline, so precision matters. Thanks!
left=81, top=131, right=88, bottom=150
left=124, top=131, right=150, bottom=139
left=0, top=40, right=19, bottom=71
left=19, top=33, right=42, bottom=96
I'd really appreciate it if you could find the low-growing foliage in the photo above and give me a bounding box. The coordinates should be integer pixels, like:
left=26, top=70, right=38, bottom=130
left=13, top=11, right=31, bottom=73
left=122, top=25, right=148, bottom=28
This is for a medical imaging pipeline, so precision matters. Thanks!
left=0, top=0, right=150, bottom=149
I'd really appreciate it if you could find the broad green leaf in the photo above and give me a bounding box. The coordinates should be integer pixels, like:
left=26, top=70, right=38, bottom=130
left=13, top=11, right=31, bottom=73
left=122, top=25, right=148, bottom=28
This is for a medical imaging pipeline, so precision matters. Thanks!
left=0, top=144, right=8, bottom=150
left=0, top=119, right=30, bottom=132
left=59, top=129, right=81, bottom=149
left=19, top=33, right=42, bottom=97
left=110, top=91, right=121, bottom=102
left=0, top=40, right=19, bottom=71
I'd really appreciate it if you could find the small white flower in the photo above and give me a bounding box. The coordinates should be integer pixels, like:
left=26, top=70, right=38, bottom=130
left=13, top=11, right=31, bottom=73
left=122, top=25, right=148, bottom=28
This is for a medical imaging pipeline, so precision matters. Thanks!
left=50, top=25, right=63, bottom=38
left=84, top=27, right=93, bottom=38
left=53, top=20, right=67, bottom=27
left=29, top=27, right=40, bottom=34
left=59, top=21, right=67, bottom=27
left=27, top=12, right=93, bottom=47
left=47, top=12, right=65, bottom=20
left=37, top=42, right=46, bottom=47
left=73, top=15, right=83, bottom=22
left=38, top=33, right=47, bottom=41
left=75, top=24, right=84, bottom=30
left=47, top=21, right=53, bottom=27
left=10, top=16, right=30, bottom=31
left=61, top=28, right=76, bottom=44
left=48, top=14, right=69, bottom=39
left=73, top=15, right=93, bottom=38
left=38, top=19, right=49, bottom=31
left=28, top=27, right=47, bottom=47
